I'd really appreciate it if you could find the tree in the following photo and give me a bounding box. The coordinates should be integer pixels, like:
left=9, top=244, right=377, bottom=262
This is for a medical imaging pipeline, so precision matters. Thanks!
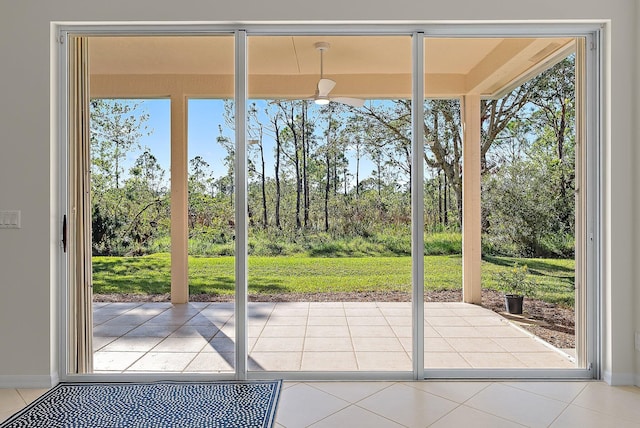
left=90, top=99, right=151, bottom=255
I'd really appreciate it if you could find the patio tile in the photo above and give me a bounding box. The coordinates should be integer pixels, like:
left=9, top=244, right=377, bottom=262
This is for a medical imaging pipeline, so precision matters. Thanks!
left=427, top=316, right=472, bottom=326
left=378, top=308, right=412, bottom=317
left=93, top=314, right=118, bottom=325
left=248, top=324, right=266, bottom=337
left=343, top=302, right=378, bottom=308
left=424, top=352, right=471, bottom=368
left=461, top=352, right=527, bottom=368
left=169, top=325, right=219, bottom=339
left=463, top=315, right=508, bottom=326
left=425, top=337, right=456, bottom=352
left=384, top=316, right=412, bottom=326
left=450, top=307, right=495, bottom=317
left=252, top=337, right=304, bottom=352
left=307, top=316, right=348, bottom=326
left=301, top=352, right=358, bottom=371
left=398, top=337, right=413, bottom=352
left=124, top=324, right=180, bottom=337
left=103, top=314, right=156, bottom=326
left=423, top=308, right=457, bottom=317
left=356, top=352, right=411, bottom=371
left=347, top=316, right=390, bottom=326
left=92, top=336, right=118, bottom=351
left=260, top=325, right=306, bottom=337
left=127, top=306, right=169, bottom=316
left=273, top=302, right=310, bottom=308
left=349, top=325, right=396, bottom=337
left=143, top=313, right=195, bottom=325
left=352, top=337, right=404, bottom=352
left=183, top=315, right=220, bottom=326
left=91, top=301, right=574, bottom=373
left=474, top=325, right=530, bottom=338
left=268, top=309, right=309, bottom=317
left=304, top=337, right=354, bottom=352
left=266, top=316, right=307, bottom=325
left=93, top=351, right=145, bottom=371
left=152, top=337, right=209, bottom=353
left=423, top=326, right=441, bottom=337
left=203, top=337, right=236, bottom=353
left=248, top=352, right=302, bottom=371
left=101, top=336, right=163, bottom=352
left=214, top=324, right=236, bottom=338
left=93, top=304, right=140, bottom=316
left=306, top=325, right=350, bottom=338
left=344, top=308, right=383, bottom=317
left=445, top=337, right=507, bottom=353
left=491, top=337, right=556, bottom=352
left=184, top=353, right=234, bottom=372
left=309, top=308, right=346, bottom=317
left=309, top=302, right=344, bottom=308
left=433, top=326, right=484, bottom=338
left=127, top=352, right=197, bottom=372
left=512, top=352, right=575, bottom=368
left=93, top=324, right=137, bottom=337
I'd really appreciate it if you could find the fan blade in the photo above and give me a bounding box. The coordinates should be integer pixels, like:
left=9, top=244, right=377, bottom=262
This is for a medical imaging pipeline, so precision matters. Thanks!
left=317, top=78, right=336, bottom=97
left=331, top=97, right=365, bottom=108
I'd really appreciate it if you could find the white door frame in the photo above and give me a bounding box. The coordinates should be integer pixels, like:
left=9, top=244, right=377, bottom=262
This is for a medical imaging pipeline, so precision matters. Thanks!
left=56, top=21, right=604, bottom=382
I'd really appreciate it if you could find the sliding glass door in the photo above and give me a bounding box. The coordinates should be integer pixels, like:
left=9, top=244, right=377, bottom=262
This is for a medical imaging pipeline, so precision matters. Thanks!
left=64, top=25, right=598, bottom=380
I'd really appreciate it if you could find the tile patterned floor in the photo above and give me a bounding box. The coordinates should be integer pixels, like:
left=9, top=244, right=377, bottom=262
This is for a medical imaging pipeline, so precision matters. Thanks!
left=2, top=381, right=640, bottom=427
left=92, top=301, right=573, bottom=373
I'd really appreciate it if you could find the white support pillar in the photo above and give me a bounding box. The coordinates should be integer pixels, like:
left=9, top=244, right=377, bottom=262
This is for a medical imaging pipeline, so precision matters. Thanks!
left=170, top=94, right=189, bottom=304
left=462, top=95, right=482, bottom=304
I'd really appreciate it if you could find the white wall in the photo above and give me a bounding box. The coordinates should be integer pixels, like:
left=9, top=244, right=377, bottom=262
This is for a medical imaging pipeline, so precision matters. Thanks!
left=0, top=0, right=637, bottom=387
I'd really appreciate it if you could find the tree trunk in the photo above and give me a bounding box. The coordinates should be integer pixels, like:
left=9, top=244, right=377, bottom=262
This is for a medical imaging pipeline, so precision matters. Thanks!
left=302, top=103, right=310, bottom=228
left=325, top=153, right=330, bottom=232
left=274, top=121, right=282, bottom=230
left=259, top=138, right=268, bottom=229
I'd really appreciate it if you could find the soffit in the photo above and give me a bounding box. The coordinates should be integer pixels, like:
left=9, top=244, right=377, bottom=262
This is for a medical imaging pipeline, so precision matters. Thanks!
left=88, top=35, right=574, bottom=98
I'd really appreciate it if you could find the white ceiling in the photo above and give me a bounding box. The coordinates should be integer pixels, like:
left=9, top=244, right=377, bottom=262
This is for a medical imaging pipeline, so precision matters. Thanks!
left=89, top=35, right=574, bottom=98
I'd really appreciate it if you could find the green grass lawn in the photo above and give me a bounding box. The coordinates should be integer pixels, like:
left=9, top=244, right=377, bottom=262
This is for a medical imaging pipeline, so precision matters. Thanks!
left=92, top=253, right=575, bottom=307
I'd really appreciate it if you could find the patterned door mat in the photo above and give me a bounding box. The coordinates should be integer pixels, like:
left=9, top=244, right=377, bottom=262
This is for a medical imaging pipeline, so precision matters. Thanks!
left=1, top=380, right=281, bottom=428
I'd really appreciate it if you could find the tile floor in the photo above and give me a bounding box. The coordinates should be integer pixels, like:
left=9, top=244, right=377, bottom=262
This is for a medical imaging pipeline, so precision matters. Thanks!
left=92, top=301, right=574, bottom=372
left=2, top=381, right=640, bottom=427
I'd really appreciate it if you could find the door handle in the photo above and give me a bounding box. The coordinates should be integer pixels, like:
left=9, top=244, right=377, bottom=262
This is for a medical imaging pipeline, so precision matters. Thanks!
left=62, top=214, right=67, bottom=253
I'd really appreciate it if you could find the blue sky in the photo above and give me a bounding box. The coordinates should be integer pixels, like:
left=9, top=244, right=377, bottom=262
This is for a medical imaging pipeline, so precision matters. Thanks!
left=127, top=98, right=389, bottom=185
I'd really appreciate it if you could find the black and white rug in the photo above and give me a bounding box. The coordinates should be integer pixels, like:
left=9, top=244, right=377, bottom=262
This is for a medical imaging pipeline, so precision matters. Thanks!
left=0, top=381, right=281, bottom=428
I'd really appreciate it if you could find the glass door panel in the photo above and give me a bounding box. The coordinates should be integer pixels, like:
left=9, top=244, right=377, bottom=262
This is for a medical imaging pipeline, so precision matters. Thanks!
left=247, top=35, right=413, bottom=372
left=423, top=37, right=581, bottom=371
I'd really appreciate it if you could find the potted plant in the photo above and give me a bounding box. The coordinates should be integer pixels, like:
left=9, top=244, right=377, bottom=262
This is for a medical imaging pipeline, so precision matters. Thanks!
left=495, top=263, right=536, bottom=314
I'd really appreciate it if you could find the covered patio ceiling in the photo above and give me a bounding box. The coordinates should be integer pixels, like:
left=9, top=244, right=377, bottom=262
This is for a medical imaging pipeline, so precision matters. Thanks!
left=89, top=35, right=575, bottom=99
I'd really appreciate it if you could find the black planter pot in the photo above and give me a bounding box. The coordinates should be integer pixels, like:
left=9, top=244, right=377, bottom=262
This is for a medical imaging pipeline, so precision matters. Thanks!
left=504, top=294, right=524, bottom=314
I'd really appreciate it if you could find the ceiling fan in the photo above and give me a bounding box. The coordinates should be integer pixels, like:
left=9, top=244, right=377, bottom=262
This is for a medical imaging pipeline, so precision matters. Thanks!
left=311, top=42, right=365, bottom=108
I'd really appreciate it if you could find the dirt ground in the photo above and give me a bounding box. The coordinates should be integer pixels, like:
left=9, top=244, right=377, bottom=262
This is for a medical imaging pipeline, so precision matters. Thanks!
left=94, top=288, right=575, bottom=349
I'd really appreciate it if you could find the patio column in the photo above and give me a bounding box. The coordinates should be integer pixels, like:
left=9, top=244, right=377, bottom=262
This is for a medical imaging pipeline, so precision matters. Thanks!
left=462, top=94, right=482, bottom=304
left=170, top=94, right=189, bottom=304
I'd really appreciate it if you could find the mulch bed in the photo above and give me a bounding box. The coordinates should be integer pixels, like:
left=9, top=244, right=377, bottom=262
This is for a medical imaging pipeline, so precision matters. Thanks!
left=94, top=288, right=575, bottom=349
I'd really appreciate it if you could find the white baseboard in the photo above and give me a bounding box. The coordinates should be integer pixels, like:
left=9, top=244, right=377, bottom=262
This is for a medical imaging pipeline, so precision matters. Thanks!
left=0, top=373, right=59, bottom=389
left=603, top=370, right=637, bottom=386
